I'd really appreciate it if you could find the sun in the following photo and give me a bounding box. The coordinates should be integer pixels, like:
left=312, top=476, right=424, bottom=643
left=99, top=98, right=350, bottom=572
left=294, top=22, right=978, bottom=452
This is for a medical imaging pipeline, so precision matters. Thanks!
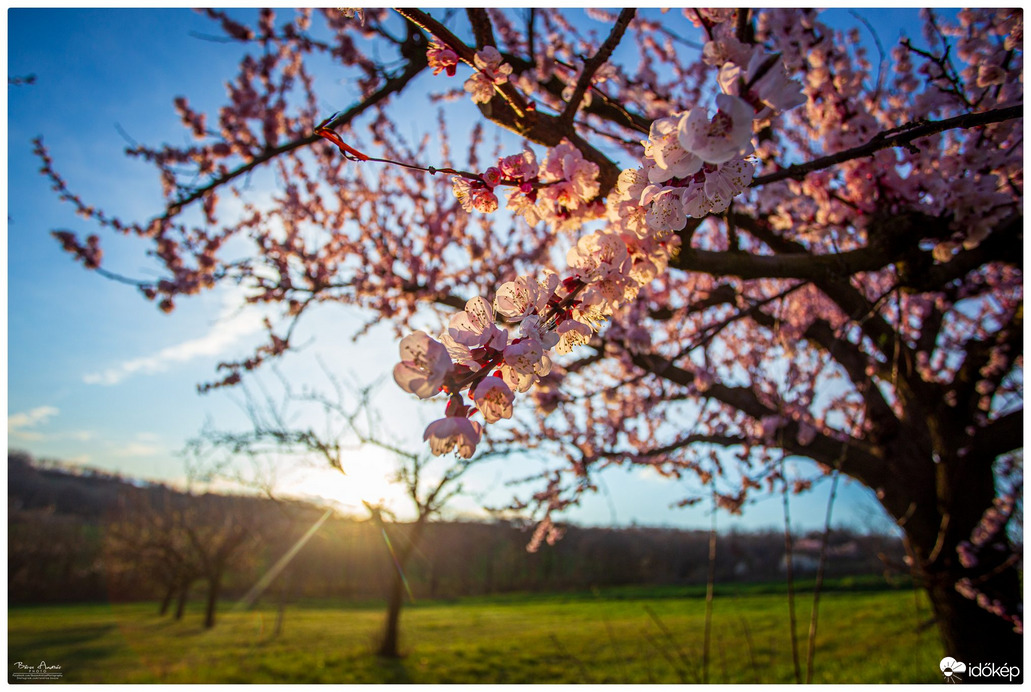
left=278, top=447, right=413, bottom=518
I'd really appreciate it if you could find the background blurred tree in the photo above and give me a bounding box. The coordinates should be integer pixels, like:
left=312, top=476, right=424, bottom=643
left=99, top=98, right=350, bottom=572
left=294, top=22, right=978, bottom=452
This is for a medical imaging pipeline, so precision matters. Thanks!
left=189, top=375, right=487, bottom=657
left=37, top=7, right=1022, bottom=666
left=105, top=488, right=203, bottom=618
left=183, top=493, right=263, bottom=629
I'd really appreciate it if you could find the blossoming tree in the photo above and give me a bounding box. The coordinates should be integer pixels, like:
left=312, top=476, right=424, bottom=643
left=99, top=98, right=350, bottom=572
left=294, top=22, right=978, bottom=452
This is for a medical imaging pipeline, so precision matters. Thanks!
left=39, top=8, right=1022, bottom=667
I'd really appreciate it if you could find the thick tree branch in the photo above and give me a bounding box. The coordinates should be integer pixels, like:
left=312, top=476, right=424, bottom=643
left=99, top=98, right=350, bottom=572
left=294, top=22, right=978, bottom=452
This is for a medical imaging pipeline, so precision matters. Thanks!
left=557, top=9, right=635, bottom=130
left=752, top=104, right=1023, bottom=188
left=465, top=8, right=497, bottom=50
left=968, top=409, right=1024, bottom=463
left=723, top=213, right=924, bottom=391
left=624, top=349, right=891, bottom=490
left=600, top=433, right=751, bottom=461
left=392, top=9, right=621, bottom=192
left=395, top=8, right=528, bottom=118
left=672, top=210, right=943, bottom=281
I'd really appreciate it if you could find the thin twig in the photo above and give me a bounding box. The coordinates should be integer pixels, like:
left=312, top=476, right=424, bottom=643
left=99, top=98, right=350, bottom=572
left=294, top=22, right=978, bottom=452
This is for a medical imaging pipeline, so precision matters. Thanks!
left=163, top=53, right=427, bottom=220
left=740, top=617, right=761, bottom=683
left=643, top=604, right=694, bottom=682
left=702, top=482, right=718, bottom=684
left=549, top=634, right=593, bottom=682
left=781, top=457, right=802, bottom=684
left=805, top=463, right=841, bottom=683
left=848, top=9, right=886, bottom=99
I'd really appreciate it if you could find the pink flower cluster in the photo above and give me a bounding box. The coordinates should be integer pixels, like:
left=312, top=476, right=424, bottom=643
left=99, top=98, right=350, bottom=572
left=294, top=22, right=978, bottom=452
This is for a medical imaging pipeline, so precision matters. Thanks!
left=451, top=139, right=602, bottom=234
left=394, top=273, right=592, bottom=458
left=404, top=50, right=805, bottom=458
left=617, top=52, right=804, bottom=234
left=464, top=46, right=513, bottom=104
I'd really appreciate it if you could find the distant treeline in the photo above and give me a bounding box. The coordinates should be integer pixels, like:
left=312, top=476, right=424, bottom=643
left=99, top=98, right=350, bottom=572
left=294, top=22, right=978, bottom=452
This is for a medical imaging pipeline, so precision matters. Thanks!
left=8, top=451, right=906, bottom=605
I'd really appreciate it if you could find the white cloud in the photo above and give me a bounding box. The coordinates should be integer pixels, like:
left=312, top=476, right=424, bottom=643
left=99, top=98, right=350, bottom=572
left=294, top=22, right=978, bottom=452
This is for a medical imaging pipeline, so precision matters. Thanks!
left=634, top=465, right=670, bottom=482
left=63, top=454, right=92, bottom=465
left=8, top=406, right=59, bottom=439
left=112, top=442, right=161, bottom=458
left=83, top=289, right=266, bottom=386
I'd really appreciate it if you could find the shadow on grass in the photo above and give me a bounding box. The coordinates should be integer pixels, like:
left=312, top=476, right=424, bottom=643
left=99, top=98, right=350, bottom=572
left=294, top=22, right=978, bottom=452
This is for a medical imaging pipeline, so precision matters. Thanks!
left=9, top=624, right=117, bottom=652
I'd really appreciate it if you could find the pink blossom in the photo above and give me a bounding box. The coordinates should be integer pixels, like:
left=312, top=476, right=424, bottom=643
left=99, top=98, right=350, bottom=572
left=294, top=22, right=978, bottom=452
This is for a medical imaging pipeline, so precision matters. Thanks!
left=645, top=115, right=702, bottom=184
left=504, top=338, right=545, bottom=376
left=494, top=275, right=544, bottom=322
left=678, top=94, right=755, bottom=164
left=423, top=416, right=482, bottom=458
left=471, top=187, right=499, bottom=213
left=538, top=139, right=600, bottom=212
left=614, top=167, right=648, bottom=201
left=566, top=231, right=631, bottom=281
left=464, top=46, right=512, bottom=104
left=498, top=362, right=536, bottom=393
left=680, top=158, right=755, bottom=217
left=427, top=40, right=458, bottom=77
left=472, top=376, right=515, bottom=423
left=976, top=63, right=1007, bottom=87
left=452, top=177, right=497, bottom=213
left=499, top=150, right=539, bottom=180
left=702, top=36, right=752, bottom=67
left=448, top=296, right=500, bottom=348
left=643, top=187, right=688, bottom=233
left=392, top=331, right=452, bottom=399
left=686, top=8, right=735, bottom=26
left=464, top=71, right=497, bottom=104
left=473, top=46, right=511, bottom=80
left=518, top=315, right=559, bottom=351
left=720, top=49, right=806, bottom=117
left=555, top=319, right=592, bottom=354
left=481, top=166, right=502, bottom=188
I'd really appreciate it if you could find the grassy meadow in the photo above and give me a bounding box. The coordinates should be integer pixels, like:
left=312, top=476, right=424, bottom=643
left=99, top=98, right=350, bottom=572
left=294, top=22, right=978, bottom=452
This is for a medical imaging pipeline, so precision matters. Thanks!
left=9, top=580, right=944, bottom=684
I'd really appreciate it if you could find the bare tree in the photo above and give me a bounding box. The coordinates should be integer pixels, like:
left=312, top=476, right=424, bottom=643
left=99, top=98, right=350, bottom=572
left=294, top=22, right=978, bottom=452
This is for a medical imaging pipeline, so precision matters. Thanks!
left=104, top=488, right=202, bottom=617
left=188, top=370, right=486, bottom=657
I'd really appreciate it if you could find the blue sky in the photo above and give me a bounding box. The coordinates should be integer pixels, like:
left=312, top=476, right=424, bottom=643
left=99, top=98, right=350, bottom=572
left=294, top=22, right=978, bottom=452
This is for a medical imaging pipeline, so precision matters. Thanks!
left=6, top=8, right=922, bottom=534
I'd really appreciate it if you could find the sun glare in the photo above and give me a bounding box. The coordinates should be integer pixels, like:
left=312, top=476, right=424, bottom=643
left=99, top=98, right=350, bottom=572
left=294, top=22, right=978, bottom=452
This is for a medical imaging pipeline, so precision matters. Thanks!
left=279, top=448, right=412, bottom=518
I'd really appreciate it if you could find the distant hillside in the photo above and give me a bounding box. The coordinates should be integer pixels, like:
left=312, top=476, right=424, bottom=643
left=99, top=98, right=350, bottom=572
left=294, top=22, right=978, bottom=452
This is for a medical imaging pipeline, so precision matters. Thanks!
left=8, top=450, right=909, bottom=605
left=9, top=450, right=155, bottom=519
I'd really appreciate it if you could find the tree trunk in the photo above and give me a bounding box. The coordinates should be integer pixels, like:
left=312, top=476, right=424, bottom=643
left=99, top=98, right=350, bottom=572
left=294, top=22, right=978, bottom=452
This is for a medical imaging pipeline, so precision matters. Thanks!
left=274, top=570, right=292, bottom=639
left=888, top=439, right=1023, bottom=682
left=204, top=571, right=222, bottom=629
left=158, top=582, right=175, bottom=616
left=483, top=548, right=495, bottom=595
left=374, top=520, right=427, bottom=658
left=376, top=569, right=405, bottom=658
left=174, top=580, right=191, bottom=620
left=923, top=562, right=1022, bottom=681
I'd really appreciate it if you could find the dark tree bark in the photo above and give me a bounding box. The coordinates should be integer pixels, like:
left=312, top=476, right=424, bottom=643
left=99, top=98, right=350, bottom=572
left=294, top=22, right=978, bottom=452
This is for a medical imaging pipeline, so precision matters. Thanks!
left=888, top=442, right=1023, bottom=679
left=174, top=579, right=191, bottom=620
left=377, top=568, right=407, bottom=658
left=375, top=519, right=428, bottom=659
left=204, top=569, right=222, bottom=629
left=158, top=582, right=175, bottom=616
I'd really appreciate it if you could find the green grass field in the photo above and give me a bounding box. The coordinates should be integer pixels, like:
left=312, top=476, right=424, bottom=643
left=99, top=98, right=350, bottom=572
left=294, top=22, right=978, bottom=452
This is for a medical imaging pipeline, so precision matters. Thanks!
left=9, top=580, right=944, bottom=684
